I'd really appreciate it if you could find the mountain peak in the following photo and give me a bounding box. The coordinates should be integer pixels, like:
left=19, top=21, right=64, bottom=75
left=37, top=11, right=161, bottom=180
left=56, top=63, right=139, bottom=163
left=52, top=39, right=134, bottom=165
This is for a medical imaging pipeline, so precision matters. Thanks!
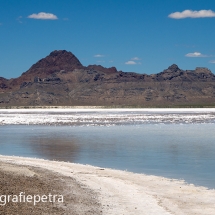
left=36, top=49, right=83, bottom=69
left=49, top=50, right=73, bottom=57
left=50, top=49, right=67, bottom=54
left=168, top=64, right=180, bottom=72
left=22, top=50, right=83, bottom=78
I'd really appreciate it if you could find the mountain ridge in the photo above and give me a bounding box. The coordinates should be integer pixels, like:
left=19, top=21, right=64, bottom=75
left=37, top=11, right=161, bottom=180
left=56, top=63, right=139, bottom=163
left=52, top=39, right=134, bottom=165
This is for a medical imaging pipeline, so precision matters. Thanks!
left=0, top=50, right=215, bottom=107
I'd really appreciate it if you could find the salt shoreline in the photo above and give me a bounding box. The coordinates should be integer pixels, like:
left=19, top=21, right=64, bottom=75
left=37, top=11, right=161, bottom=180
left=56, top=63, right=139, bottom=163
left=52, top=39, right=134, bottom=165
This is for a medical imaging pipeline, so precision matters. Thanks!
left=0, top=107, right=215, bottom=112
left=0, top=155, right=215, bottom=215
left=1, top=108, right=215, bottom=125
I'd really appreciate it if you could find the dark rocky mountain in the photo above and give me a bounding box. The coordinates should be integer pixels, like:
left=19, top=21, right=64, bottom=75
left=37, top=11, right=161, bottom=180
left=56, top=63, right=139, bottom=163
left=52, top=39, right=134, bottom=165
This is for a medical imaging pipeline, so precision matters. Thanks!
left=23, top=50, right=83, bottom=76
left=0, top=50, right=215, bottom=107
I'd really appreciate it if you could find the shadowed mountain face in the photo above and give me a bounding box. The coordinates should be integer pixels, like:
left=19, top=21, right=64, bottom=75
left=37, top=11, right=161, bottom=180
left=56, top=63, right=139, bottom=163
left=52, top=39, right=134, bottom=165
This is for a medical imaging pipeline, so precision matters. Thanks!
left=0, top=50, right=215, bottom=107
left=24, top=50, right=84, bottom=76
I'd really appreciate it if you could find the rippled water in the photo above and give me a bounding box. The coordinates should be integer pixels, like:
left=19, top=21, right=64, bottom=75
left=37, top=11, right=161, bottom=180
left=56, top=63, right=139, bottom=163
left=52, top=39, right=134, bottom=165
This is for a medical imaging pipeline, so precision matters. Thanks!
left=0, top=109, right=215, bottom=189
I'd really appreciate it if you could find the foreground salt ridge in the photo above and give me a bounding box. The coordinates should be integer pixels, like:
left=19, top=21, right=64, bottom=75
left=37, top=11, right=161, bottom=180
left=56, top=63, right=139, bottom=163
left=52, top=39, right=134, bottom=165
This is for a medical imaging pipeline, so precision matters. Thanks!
left=0, top=155, right=215, bottom=215
left=1, top=108, right=215, bottom=125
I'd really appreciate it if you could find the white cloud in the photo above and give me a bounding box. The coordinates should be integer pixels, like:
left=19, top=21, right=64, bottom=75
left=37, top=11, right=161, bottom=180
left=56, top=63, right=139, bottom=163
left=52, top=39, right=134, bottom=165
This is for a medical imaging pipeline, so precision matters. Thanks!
left=125, top=61, right=137, bottom=65
left=28, top=12, right=58, bottom=20
left=125, top=57, right=142, bottom=65
left=131, top=57, right=141, bottom=61
left=209, top=60, right=215, bottom=63
left=185, top=52, right=207, bottom=57
left=94, top=54, right=105, bottom=57
left=168, top=9, right=215, bottom=19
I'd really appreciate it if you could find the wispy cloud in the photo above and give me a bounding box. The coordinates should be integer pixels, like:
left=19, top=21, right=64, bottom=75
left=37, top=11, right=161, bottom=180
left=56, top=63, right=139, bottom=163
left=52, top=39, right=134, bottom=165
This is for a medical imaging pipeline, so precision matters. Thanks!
left=209, top=60, right=215, bottom=63
left=168, top=10, right=215, bottom=19
left=185, top=52, right=207, bottom=57
left=175, top=44, right=196, bottom=48
left=125, top=61, right=137, bottom=65
left=131, top=57, right=141, bottom=61
left=125, top=56, right=142, bottom=65
left=94, top=54, right=105, bottom=58
left=28, top=12, right=58, bottom=20
left=17, top=16, right=23, bottom=23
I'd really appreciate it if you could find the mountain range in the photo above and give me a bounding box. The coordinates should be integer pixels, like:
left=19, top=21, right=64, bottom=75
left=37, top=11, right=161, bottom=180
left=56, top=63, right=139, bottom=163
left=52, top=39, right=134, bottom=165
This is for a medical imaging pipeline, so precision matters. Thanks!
left=0, top=50, right=215, bottom=107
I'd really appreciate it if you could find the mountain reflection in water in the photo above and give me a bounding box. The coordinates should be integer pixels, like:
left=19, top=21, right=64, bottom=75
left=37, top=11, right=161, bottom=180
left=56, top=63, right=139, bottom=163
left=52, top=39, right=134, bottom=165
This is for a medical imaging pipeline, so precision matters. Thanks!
left=27, top=137, right=80, bottom=162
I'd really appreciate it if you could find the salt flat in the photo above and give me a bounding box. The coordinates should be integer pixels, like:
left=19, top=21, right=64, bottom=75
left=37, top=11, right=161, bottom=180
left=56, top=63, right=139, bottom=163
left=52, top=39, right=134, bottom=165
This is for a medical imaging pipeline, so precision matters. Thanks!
left=0, top=155, right=215, bottom=215
left=1, top=108, right=215, bottom=214
left=1, top=108, right=215, bottom=125
left=0, top=107, right=215, bottom=112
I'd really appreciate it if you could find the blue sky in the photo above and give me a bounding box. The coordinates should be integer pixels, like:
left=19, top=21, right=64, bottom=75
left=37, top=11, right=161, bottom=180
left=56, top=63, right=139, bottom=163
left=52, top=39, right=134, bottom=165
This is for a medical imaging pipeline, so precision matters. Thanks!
left=1, top=0, right=215, bottom=79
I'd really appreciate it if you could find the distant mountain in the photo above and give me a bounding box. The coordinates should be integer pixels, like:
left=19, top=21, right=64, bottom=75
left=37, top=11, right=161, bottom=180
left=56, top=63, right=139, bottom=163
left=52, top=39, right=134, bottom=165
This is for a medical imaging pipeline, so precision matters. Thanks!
left=23, top=50, right=83, bottom=77
left=0, top=50, right=215, bottom=107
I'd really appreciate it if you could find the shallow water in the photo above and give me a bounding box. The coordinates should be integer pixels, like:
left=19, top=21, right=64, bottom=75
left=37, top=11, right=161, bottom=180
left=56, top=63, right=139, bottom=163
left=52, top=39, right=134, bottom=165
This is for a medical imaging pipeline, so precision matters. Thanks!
left=1, top=111, right=215, bottom=189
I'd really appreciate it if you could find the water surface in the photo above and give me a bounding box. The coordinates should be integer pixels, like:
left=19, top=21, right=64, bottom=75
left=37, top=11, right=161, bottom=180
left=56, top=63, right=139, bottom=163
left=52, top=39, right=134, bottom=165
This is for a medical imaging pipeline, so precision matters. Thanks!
left=1, top=117, right=215, bottom=189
